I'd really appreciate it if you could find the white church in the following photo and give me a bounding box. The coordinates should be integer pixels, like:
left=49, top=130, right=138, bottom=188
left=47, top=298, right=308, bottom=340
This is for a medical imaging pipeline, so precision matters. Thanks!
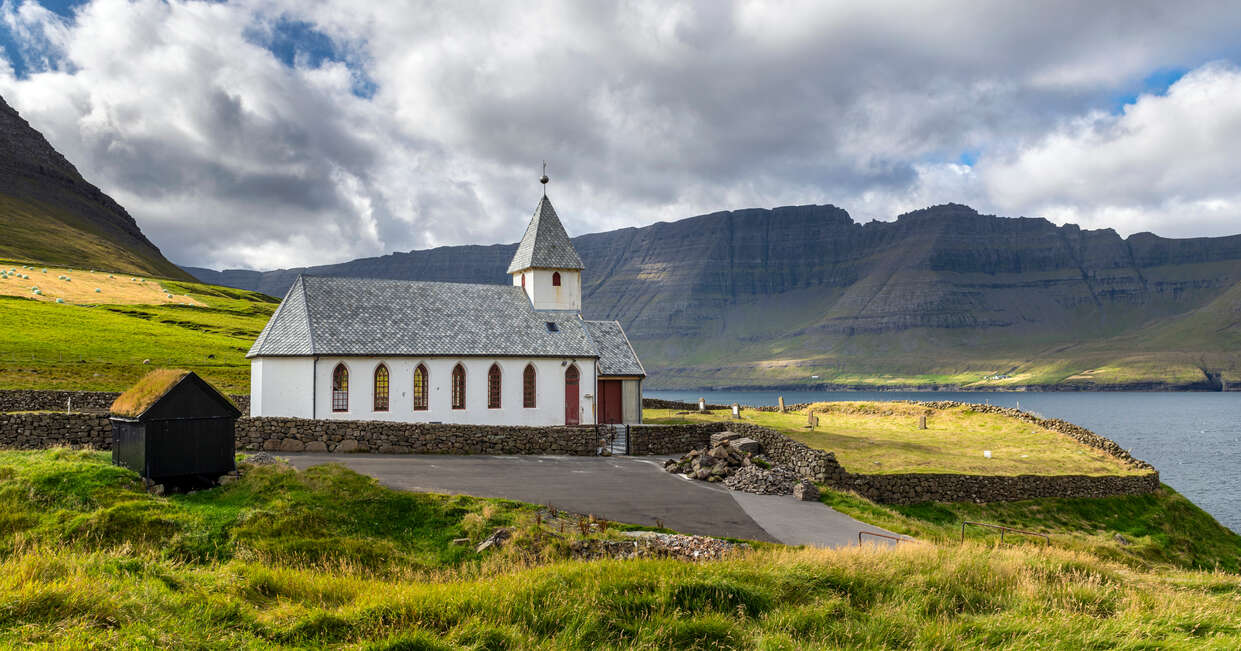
left=246, top=181, right=645, bottom=426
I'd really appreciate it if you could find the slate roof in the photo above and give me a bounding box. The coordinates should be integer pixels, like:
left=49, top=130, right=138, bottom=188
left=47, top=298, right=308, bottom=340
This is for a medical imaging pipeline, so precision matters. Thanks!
left=506, top=196, right=585, bottom=272
left=584, top=320, right=646, bottom=377
left=247, top=275, right=600, bottom=358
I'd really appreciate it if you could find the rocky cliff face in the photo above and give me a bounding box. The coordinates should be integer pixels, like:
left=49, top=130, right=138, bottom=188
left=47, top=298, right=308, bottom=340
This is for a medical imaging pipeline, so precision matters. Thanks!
left=187, top=203, right=1241, bottom=389
left=0, top=94, right=189, bottom=279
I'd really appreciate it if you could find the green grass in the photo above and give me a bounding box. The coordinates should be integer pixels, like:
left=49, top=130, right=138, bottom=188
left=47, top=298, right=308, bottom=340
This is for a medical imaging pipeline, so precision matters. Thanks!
left=821, top=484, right=1241, bottom=573
left=644, top=403, right=1140, bottom=476
left=0, top=193, right=192, bottom=280
left=0, top=449, right=535, bottom=571
left=0, top=265, right=277, bottom=394
left=1, top=449, right=1241, bottom=648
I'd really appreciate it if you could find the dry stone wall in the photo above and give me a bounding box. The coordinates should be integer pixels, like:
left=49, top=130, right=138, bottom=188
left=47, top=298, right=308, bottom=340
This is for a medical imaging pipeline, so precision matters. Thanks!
left=234, top=417, right=599, bottom=456
left=0, top=389, right=250, bottom=415
left=0, top=413, right=599, bottom=456
left=627, top=423, right=718, bottom=455
left=0, top=412, right=110, bottom=449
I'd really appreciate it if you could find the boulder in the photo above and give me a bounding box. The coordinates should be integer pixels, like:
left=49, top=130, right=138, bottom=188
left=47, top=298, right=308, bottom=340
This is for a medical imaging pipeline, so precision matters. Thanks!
left=279, top=438, right=306, bottom=452
left=335, top=439, right=365, bottom=453
left=476, top=527, right=513, bottom=553
left=710, top=431, right=743, bottom=447
left=305, top=441, right=328, bottom=453
left=732, top=437, right=762, bottom=454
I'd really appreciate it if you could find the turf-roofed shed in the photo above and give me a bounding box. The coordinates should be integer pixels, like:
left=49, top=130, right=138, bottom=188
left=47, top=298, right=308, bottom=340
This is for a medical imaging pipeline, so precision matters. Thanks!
left=110, top=369, right=241, bottom=489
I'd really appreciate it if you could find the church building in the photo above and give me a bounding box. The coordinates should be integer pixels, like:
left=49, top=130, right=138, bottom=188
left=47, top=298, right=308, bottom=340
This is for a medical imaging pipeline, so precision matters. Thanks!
left=246, top=181, right=645, bottom=426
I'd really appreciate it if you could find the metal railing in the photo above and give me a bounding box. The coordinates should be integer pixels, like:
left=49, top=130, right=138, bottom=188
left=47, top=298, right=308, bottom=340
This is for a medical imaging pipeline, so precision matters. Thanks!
left=960, top=521, right=1050, bottom=545
left=858, top=530, right=913, bottom=546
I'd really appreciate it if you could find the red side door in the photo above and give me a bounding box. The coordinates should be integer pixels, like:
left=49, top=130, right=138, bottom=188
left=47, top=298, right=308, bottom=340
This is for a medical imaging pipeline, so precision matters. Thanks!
left=565, top=366, right=580, bottom=425
left=599, top=380, right=623, bottom=424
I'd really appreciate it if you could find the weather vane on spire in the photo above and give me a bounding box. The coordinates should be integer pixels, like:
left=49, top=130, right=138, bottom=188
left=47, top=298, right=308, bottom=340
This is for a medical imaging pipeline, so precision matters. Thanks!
left=540, top=160, right=549, bottom=196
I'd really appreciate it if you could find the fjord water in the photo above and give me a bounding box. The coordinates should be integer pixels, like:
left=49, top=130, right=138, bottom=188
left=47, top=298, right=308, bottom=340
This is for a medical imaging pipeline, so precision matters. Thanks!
left=648, top=390, right=1241, bottom=533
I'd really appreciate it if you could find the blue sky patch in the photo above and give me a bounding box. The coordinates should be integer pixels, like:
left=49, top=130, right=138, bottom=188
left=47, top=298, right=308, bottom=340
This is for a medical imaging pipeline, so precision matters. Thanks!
left=1109, top=67, right=1188, bottom=113
left=245, top=17, right=376, bottom=98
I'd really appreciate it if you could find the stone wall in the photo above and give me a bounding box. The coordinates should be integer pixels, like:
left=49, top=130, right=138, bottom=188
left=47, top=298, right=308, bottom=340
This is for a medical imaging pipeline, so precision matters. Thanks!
left=0, top=412, right=110, bottom=449
left=0, top=390, right=120, bottom=412
left=627, top=423, right=719, bottom=455
left=0, top=389, right=249, bottom=416
left=641, top=398, right=730, bottom=411
left=234, top=417, right=600, bottom=456
left=840, top=471, right=1161, bottom=504
left=0, top=413, right=600, bottom=456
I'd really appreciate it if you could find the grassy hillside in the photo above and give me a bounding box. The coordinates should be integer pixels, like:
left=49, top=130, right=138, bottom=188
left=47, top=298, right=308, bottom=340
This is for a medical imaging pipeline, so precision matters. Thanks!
left=0, top=260, right=276, bottom=393
left=0, top=194, right=193, bottom=281
left=1, top=449, right=1239, bottom=648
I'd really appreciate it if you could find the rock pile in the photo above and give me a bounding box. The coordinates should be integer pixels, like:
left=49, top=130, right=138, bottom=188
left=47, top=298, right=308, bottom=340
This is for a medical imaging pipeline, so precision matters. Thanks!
left=662, top=438, right=760, bottom=482
left=569, top=531, right=749, bottom=561
left=722, top=464, right=801, bottom=495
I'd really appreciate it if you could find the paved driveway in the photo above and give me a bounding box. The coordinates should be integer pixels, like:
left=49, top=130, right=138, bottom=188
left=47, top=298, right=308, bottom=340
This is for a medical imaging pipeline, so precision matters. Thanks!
left=282, top=453, right=901, bottom=547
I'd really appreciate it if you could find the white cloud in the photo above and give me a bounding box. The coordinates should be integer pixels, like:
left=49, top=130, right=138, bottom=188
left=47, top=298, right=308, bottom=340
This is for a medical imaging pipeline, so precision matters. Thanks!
left=980, top=62, right=1241, bottom=236
left=0, top=0, right=1240, bottom=269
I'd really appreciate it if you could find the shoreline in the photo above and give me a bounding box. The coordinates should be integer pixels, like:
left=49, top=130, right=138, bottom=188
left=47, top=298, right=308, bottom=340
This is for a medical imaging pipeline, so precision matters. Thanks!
left=645, top=382, right=1237, bottom=393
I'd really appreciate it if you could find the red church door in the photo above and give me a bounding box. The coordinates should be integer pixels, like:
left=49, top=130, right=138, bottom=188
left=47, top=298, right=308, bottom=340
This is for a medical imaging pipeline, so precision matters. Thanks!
left=564, top=366, right=580, bottom=425
left=598, top=380, right=623, bottom=424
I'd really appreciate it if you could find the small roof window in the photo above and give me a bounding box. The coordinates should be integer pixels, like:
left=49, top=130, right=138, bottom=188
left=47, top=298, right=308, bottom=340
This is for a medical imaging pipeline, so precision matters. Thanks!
left=545, top=321, right=560, bottom=333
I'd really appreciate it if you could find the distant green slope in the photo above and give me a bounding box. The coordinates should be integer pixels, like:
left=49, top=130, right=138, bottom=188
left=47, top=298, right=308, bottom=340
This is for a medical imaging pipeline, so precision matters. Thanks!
left=0, top=193, right=191, bottom=280
left=0, top=266, right=276, bottom=393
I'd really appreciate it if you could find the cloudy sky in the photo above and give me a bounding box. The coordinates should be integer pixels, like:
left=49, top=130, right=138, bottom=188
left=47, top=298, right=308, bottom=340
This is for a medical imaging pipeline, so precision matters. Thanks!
left=2, top=1, right=1241, bottom=270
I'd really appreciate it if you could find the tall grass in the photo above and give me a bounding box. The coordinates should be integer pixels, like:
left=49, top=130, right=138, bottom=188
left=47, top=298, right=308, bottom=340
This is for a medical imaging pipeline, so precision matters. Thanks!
left=1, top=541, right=1239, bottom=648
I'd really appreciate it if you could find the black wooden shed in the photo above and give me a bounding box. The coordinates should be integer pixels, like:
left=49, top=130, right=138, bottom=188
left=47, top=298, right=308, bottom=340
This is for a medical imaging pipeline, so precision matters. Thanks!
left=110, top=369, right=240, bottom=488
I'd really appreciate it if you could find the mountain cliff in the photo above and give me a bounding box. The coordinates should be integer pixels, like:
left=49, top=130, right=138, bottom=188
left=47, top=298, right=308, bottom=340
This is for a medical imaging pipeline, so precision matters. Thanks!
left=185, top=203, right=1241, bottom=390
left=0, top=94, right=190, bottom=280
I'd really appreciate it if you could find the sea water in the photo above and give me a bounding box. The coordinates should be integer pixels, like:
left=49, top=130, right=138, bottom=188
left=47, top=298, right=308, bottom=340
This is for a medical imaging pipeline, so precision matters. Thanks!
left=648, top=390, right=1241, bottom=533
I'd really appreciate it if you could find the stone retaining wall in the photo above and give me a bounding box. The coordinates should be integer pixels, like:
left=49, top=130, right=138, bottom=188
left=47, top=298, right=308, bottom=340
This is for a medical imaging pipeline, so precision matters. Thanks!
left=234, top=417, right=600, bottom=456
left=0, top=389, right=249, bottom=415
left=627, top=423, right=719, bottom=455
left=840, top=471, right=1161, bottom=504
left=0, top=412, right=110, bottom=449
left=0, top=413, right=600, bottom=456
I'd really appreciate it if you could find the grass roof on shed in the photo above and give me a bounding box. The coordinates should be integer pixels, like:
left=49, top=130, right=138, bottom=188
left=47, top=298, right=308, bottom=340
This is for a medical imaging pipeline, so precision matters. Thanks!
left=110, top=368, right=192, bottom=418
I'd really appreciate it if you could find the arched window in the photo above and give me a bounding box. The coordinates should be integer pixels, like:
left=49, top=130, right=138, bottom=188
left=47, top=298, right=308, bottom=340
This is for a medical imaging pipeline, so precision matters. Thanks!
left=488, top=363, right=502, bottom=409
left=451, top=363, right=466, bottom=409
left=552, top=271, right=561, bottom=287
left=523, top=364, right=536, bottom=408
left=413, top=364, right=428, bottom=411
left=373, top=364, right=389, bottom=411
left=331, top=364, right=349, bottom=412
left=564, top=364, right=580, bottom=425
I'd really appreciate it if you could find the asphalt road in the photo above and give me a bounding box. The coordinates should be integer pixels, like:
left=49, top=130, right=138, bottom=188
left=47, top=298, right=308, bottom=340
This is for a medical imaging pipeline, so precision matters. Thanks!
left=282, top=453, right=900, bottom=546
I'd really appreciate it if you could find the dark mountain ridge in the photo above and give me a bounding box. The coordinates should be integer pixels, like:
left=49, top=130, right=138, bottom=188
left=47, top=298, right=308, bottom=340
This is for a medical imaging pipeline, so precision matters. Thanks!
left=186, top=202, right=1241, bottom=389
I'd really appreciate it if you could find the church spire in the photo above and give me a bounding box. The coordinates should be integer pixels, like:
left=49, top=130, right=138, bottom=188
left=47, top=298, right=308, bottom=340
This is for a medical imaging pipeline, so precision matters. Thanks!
left=506, top=172, right=584, bottom=274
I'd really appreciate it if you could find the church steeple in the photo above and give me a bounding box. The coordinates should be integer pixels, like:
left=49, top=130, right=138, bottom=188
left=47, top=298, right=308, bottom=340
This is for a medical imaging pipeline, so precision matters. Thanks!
left=509, top=171, right=584, bottom=311
left=506, top=195, right=585, bottom=274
